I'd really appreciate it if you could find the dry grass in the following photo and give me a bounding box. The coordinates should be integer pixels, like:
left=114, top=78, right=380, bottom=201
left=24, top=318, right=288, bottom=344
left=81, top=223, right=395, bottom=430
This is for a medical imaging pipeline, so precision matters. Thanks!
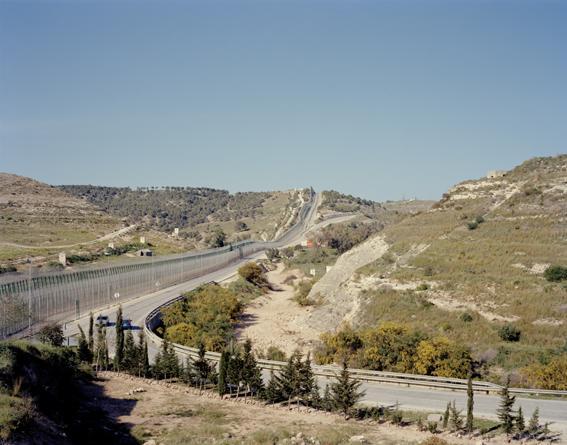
left=355, top=156, right=567, bottom=374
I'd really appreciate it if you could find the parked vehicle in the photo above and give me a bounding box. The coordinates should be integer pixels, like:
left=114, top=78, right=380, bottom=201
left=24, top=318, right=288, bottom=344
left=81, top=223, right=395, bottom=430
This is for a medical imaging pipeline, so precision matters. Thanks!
left=96, top=315, right=110, bottom=326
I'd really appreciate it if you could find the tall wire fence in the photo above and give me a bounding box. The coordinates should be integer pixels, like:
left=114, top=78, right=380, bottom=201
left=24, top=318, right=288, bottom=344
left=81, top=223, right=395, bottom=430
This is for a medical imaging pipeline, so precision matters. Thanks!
left=0, top=241, right=267, bottom=339
left=0, top=191, right=316, bottom=339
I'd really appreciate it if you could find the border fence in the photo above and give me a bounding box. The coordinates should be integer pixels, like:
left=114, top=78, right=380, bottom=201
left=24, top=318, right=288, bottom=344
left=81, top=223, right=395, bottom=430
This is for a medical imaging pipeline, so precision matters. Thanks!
left=0, top=190, right=317, bottom=339
left=0, top=241, right=268, bottom=339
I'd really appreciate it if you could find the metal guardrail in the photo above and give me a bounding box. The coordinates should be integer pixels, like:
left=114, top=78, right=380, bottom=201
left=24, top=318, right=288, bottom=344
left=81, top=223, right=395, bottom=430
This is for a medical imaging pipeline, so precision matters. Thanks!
left=144, top=296, right=567, bottom=398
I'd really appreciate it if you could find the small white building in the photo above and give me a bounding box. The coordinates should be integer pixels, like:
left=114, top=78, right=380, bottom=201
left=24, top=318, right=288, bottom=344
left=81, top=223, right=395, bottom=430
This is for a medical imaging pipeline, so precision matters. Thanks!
left=487, top=170, right=506, bottom=179
left=58, top=252, right=66, bottom=266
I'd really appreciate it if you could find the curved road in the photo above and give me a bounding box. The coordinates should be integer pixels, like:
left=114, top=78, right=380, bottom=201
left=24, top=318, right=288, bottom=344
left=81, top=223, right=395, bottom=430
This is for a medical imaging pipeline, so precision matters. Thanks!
left=63, top=193, right=567, bottom=437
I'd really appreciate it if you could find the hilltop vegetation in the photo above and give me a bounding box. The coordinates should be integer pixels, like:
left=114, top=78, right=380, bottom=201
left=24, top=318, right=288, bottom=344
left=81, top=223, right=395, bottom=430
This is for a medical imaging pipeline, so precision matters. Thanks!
left=0, top=174, right=312, bottom=267
left=59, top=185, right=273, bottom=232
left=306, top=155, right=567, bottom=387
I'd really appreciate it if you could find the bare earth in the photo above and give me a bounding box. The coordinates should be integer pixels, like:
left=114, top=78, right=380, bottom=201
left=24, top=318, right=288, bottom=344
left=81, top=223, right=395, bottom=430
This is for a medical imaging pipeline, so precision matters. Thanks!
left=91, top=372, right=517, bottom=445
left=236, top=263, right=321, bottom=356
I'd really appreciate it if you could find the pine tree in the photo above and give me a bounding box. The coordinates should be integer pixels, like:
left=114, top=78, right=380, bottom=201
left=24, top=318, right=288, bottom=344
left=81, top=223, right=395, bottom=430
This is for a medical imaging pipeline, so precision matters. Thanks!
left=218, top=350, right=230, bottom=396
left=88, top=312, right=94, bottom=353
left=102, top=327, right=109, bottom=369
left=497, top=376, right=516, bottom=435
left=154, top=337, right=180, bottom=379
left=114, top=306, right=125, bottom=371
left=241, top=339, right=263, bottom=397
left=227, top=348, right=243, bottom=396
left=182, top=357, right=195, bottom=385
left=264, top=371, right=282, bottom=403
left=516, top=406, right=525, bottom=434
left=528, top=407, right=540, bottom=437
left=442, top=402, right=451, bottom=429
left=330, top=358, right=365, bottom=416
left=274, top=350, right=302, bottom=406
left=449, top=400, right=463, bottom=431
left=322, top=384, right=333, bottom=412
left=77, top=325, right=92, bottom=363
left=465, top=373, right=474, bottom=433
left=309, top=383, right=322, bottom=409
left=299, top=353, right=316, bottom=401
left=193, top=342, right=214, bottom=390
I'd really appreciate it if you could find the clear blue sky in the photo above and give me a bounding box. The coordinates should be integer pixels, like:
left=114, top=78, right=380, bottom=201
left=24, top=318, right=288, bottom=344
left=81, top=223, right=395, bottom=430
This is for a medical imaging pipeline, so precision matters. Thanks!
left=1, top=0, right=565, bottom=201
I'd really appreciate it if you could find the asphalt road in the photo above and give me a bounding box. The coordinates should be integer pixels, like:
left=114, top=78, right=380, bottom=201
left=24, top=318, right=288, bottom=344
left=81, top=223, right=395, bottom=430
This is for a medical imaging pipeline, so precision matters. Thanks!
left=62, top=191, right=567, bottom=437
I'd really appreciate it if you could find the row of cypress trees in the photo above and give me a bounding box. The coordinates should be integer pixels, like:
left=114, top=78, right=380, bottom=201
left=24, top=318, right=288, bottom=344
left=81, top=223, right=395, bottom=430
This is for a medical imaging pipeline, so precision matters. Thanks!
left=77, top=307, right=150, bottom=376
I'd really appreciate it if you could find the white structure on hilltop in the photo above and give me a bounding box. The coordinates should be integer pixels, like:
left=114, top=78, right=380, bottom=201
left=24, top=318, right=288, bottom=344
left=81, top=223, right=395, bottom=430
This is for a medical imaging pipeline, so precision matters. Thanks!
left=486, top=170, right=506, bottom=179
left=58, top=252, right=66, bottom=267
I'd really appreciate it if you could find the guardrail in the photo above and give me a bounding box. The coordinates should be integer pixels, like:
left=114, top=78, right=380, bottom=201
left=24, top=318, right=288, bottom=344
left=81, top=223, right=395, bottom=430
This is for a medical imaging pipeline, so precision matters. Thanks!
left=144, top=297, right=567, bottom=398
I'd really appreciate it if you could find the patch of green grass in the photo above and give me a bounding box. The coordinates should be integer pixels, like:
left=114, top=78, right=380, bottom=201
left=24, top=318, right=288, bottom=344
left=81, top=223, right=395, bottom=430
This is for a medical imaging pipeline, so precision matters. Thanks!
left=0, top=394, right=32, bottom=441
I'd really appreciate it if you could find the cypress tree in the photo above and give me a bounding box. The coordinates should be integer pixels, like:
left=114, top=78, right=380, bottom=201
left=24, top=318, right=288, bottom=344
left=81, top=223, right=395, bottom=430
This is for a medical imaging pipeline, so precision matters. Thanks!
left=114, top=306, right=125, bottom=371
left=497, top=376, right=516, bottom=435
left=218, top=350, right=230, bottom=396
left=88, top=312, right=94, bottom=353
left=77, top=325, right=92, bottom=363
left=465, top=373, right=474, bottom=433
left=516, top=406, right=525, bottom=434
left=123, top=330, right=136, bottom=374
left=330, top=358, right=365, bottom=416
left=102, top=327, right=109, bottom=370
left=94, top=321, right=107, bottom=371
left=141, top=333, right=150, bottom=377
left=442, top=402, right=451, bottom=429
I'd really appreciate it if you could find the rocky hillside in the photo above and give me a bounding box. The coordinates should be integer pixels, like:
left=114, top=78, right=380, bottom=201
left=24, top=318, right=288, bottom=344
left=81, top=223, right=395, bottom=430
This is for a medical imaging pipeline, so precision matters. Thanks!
left=304, top=155, right=567, bottom=380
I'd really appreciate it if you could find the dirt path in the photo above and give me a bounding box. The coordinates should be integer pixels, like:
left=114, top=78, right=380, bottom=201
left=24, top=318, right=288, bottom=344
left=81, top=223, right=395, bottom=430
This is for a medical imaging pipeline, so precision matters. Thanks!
left=236, top=263, right=321, bottom=356
left=0, top=224, right=137, bottom=249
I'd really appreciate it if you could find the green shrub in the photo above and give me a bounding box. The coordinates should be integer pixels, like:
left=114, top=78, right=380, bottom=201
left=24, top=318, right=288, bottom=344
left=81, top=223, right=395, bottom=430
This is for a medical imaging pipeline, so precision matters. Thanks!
left=37, top=323, right=64, bottom=347
left=265, top=346, right=286, bottom=361
left=467, top=221, right=478, bottom=230
left=498, top=324, right=521, bottom=342
left=475, top=215, right=485, bottom=224
left=416, top=283, right=429, bottom=291
left=543, top=265, right=567, bottom=282
left=238, top=262, right=268, bottom=288
left=460, top=312, right=473, bottom=322
left=294, top=280, right=315, bottom=306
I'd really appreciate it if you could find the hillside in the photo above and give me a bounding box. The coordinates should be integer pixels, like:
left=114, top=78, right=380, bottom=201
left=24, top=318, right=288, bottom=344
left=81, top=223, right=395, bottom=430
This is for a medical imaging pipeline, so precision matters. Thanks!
left=0, top=175, right=314, bottom=269
left=59, top=185, right=310, bottom=242
left=0, top=173, right=122, bottom=263
left=303, top=155, right=567, bottom=385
